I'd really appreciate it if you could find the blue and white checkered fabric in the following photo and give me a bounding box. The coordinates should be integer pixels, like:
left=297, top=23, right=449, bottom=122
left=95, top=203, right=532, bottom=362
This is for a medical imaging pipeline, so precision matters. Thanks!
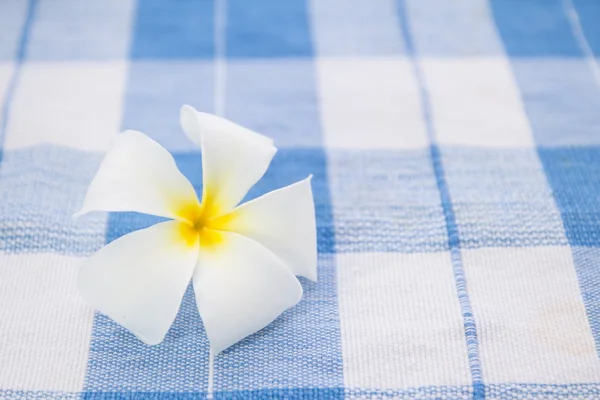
left=1, top=0, right=600, bottom=398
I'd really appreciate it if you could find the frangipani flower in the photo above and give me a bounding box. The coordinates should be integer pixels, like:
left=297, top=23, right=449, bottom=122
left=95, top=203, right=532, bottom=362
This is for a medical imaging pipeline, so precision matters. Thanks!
left=75, top=105, right=317, bottom=353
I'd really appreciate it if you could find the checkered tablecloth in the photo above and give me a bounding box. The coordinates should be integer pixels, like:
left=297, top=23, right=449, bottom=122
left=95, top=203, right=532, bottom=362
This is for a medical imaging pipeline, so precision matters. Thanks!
left=1, top=0, right=600, bottom=399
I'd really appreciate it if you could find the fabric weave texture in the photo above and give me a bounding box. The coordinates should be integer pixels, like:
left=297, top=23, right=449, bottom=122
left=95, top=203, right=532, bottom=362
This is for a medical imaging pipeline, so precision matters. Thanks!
left=1, top=0, right=600, bottom=399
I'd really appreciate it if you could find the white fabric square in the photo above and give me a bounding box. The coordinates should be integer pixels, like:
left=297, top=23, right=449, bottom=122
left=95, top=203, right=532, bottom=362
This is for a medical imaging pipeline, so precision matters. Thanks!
left=0, top=62, right=15, bottom=130
left=337, top=252, right=471, bottom=389
left=422, top=57, right=534, bottom=148
left=316, top=57, right=428, bottom=149
left=464, top=246, right=600, bottom=383
left=0, top=253, right=94, bottom=391
left=5, top=61, right=127, bottom=151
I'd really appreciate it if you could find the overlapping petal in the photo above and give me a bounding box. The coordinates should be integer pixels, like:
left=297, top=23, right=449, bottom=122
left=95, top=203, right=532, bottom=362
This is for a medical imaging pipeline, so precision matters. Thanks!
left=180, top=105, right=277, bottom=217
left=75, top=130, right=199, bottom=222
left=209, top=177, right=317, bottom=281
left=78, top=221, right=199, bottom=345
left=193, top=231, right=303, bottom=353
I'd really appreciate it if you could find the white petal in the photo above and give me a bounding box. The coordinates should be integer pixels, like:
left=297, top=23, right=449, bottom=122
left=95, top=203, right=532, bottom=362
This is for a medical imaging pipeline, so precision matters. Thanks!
left=78, top=221, right=199, bottom=345
left=180, top=105, right=277, bottom=216
left=75, top=130, right=199, bottom=221
left=211, top=177, right=317, bottom=281
left=193, top=232, right=303, bottom=353
left=180, top=105, right=273, bottom=148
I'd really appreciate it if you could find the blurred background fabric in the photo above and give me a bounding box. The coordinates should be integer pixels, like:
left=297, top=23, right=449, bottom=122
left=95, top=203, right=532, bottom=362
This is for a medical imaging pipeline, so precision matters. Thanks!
left=1, top=0, right=600, bottom=399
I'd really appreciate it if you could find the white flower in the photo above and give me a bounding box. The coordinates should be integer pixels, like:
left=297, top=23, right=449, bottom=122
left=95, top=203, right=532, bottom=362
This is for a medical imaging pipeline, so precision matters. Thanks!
left=75, top=105, right=317, bottom=353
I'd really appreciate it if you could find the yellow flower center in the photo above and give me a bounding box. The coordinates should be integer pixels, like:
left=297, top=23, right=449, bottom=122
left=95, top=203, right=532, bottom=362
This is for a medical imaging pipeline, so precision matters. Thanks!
left=176, top=196, right=227, bottom=249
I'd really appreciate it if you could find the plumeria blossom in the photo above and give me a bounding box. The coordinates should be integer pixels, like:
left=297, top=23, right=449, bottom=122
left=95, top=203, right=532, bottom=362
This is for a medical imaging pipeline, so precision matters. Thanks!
left=75, top=105, right=317, bottom=353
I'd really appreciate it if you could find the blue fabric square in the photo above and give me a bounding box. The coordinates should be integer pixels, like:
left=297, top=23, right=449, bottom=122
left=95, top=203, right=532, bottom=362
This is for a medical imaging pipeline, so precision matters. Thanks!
left=84, top=392, right=208, bottom=400
left=573, top=0, right=600, bottom=56
left=0, top=0, right=30, bottom=61
left=130, top=0, right=214, bottom=59
left=328, top=149, right=448, bottom=253
left=310, top=0, right=405, bottom=56
left=122, top=61, right=215, bottom=152
left=224, top=59, right=322, bottom=147
left=443, top=147, right=567, bottom=249
left=538, top=147, right=600, bottom=247
left=25, top=0, right=134, bottom=60
left=226, top=0, right=313, bottom=58
left=0, top=146, right=105, bottom=255
left=403, top=0, right=504, bottom=56
left=507, top=59, right=600, bottom=147
left=491, top=0, right=581, bottom=57
left=83, top=285, right=210, bottom=393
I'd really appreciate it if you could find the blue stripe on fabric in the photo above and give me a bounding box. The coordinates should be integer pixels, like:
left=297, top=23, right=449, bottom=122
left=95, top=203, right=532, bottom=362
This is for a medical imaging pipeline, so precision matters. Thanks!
left=226, top=0, right=313, bottom=58
left=397, top=1, right=484, bottom=398
left=572, top=0, right=600, bottom=56
left=0, top=0, right=36, bottom=147
left=130, top=0, right=214, bottom=59
left=490, top=0, right=580, bottom=56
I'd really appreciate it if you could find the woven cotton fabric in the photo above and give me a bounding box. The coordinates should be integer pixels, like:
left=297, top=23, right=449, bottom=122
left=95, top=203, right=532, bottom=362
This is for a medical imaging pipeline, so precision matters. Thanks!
left=1, top=0, right=600, bottom=398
